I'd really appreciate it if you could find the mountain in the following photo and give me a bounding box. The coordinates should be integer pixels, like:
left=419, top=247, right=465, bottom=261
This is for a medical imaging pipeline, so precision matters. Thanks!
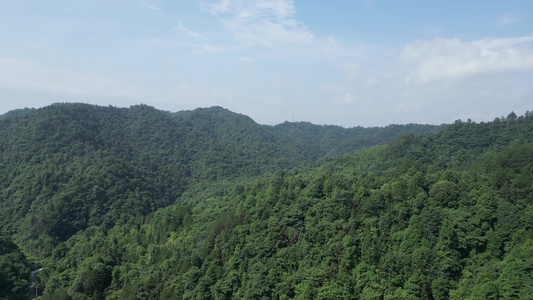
left=0, top=103, right=443, bottom=256
left=1, top=103, right=532, bottom=299
left=33, top=110, right=533, bottom=300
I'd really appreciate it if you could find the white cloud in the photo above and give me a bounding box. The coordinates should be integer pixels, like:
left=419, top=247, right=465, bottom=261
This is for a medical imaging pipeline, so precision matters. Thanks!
left=470, top=36, right=533, bottom=49
left=239, top=56, right=252, bottom=63
left=138, top=1, right=160, bottom=11
left=311, top=35, right=533, bottom=126
left=199, top=43, right=243, bottom=52
left=176, top=22, right=203, bottom=38
left=400, top=35, right=533, bottom=84
left=199, top=0, right=313, bottom=47
left=497, top=14, right=520, bottom=26
left=0, top=57, right=136, bottom=99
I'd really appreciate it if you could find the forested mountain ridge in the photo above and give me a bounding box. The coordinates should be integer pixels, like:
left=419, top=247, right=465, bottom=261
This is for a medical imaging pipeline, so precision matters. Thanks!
left=32, top=110, right=533, bottom=300
left=0, top=107, right=36, bottom=120
left=271, top=121, right=444, bottom=159
left=0, top=103, right=441, bottom=255
left=1, top=104, right=531, bottom=299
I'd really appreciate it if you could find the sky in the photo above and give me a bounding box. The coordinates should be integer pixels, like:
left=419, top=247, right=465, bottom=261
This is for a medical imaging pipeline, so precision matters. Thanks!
left=1, top=0, right=532, bottom=127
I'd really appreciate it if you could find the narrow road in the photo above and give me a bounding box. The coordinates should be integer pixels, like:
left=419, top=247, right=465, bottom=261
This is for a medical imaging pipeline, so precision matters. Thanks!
left=28, top=268, right=43, bottom=300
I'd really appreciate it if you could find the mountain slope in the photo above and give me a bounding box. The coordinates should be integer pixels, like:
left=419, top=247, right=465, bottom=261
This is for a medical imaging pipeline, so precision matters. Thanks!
left=0, top=236, right=29, bottom=300
left=36, top=111, right=533, bottom=299
left=0, top=103, right=443, bottom=257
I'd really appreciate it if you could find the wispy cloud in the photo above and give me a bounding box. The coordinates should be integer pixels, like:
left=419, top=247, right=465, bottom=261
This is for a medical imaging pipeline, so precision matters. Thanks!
left=175, top=22, right=203, bottom=39
left=239, top=56, right=252, bottom=63
left=400, top=35, right=533, bottom=84
left=138, top=1, right=160, bottom=11
left=0, top=57, right=135, bottom=99
left=201, top=43, right=219, bottom=52
left=199, top=0, right=313, bottom=47
left=360, top=0, right=376, bottom=9
left=497, top=13, right=520, bottom=27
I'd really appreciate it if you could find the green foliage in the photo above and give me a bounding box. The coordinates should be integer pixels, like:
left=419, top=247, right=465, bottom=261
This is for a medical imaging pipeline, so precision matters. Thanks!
left=2, top=104, right=533, bottom=298
left=0, top=103, right=442, bottom=259
left=0, top=236, right=29, bottom=300
left=0, top=107, right=35, bottom=120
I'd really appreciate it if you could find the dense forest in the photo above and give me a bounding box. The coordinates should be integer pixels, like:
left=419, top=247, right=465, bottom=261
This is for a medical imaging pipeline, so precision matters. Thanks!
left=0, top=103, right=532, bottom=299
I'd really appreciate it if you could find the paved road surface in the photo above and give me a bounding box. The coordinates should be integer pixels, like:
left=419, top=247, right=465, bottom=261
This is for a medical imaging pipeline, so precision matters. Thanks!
left=29, top=268, right=43, bottom=300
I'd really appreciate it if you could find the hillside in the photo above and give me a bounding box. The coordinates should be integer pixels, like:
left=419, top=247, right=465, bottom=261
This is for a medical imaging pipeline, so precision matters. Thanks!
left=0, top=103, right=442, bottom=256
left=31, top=110, right=533, bottom=300
left=0, top=236, right=29, bottom=300
left=1, top=104, right=531, bottom=299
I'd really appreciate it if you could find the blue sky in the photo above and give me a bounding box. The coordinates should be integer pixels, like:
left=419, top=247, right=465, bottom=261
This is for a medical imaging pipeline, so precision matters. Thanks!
left=1, top=0, right=532, bottom=127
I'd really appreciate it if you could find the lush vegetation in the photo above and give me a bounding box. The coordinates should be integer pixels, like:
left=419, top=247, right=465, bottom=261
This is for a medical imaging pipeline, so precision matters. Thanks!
left=0, top=103, right=441, bottom=258
left=1, top=103, right=532, bottom=299
left=0, top=236, right=30, bottom=300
